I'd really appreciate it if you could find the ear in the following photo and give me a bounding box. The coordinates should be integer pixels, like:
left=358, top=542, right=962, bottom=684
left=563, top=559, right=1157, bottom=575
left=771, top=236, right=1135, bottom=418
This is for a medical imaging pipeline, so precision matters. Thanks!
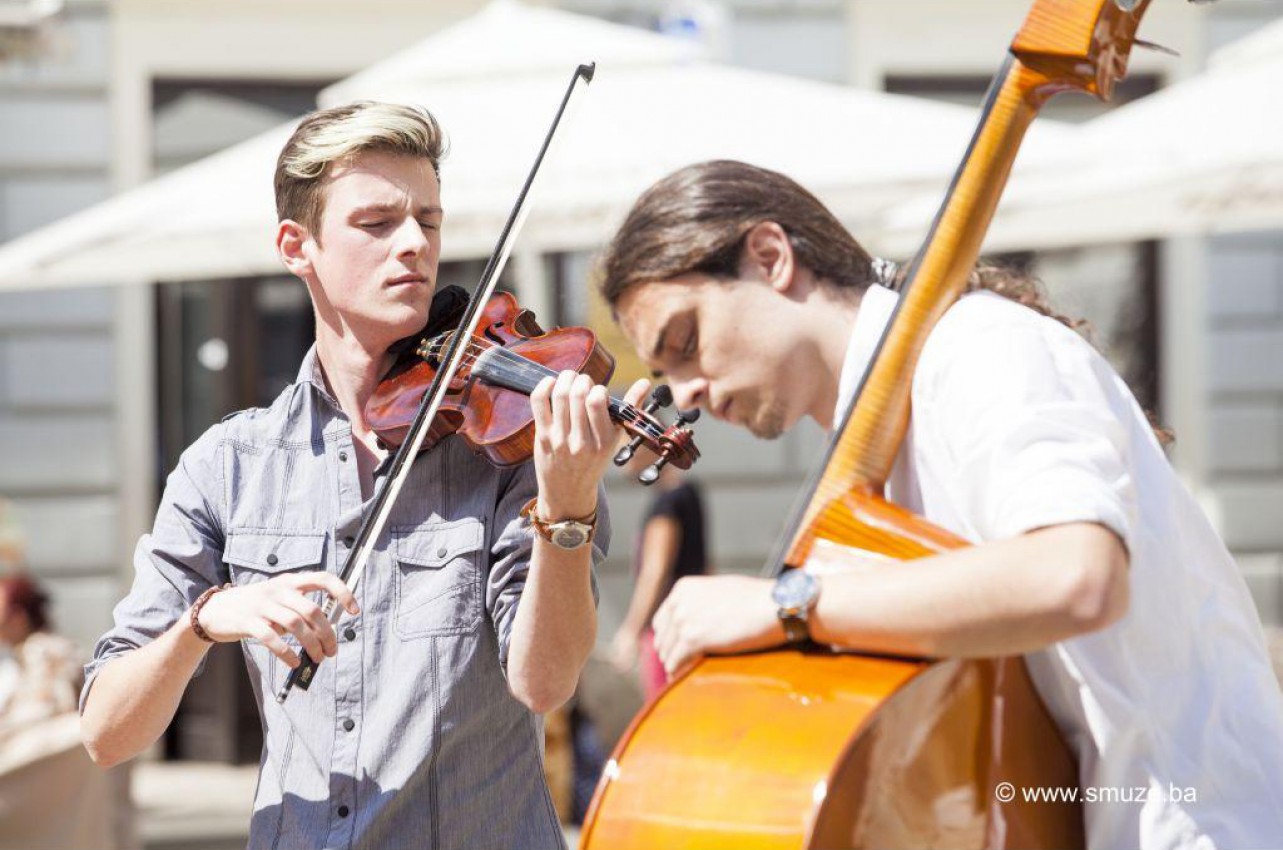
left=276, top=219, right=314, bottom=279
left=740, top=221, right=795, bottom=293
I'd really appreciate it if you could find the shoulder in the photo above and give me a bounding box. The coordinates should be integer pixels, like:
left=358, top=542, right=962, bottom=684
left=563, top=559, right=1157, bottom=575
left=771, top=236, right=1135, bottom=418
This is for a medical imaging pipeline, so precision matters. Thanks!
left=915, top=291, right=1099, bottom=401
left=215, top=377, right=319, bottom=450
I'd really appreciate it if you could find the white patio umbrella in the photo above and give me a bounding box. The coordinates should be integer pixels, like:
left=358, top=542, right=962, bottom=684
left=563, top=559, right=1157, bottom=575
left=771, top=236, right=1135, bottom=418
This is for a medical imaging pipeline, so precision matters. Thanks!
left=871, top=24, right=1283, bottom=255
left=0, top=0, right=1071, bottom=291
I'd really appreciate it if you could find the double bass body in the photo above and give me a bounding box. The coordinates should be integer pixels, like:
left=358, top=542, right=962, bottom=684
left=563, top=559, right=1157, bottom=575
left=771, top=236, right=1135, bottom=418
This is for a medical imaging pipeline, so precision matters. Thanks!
left=580, top=490, right=1082, bottom=850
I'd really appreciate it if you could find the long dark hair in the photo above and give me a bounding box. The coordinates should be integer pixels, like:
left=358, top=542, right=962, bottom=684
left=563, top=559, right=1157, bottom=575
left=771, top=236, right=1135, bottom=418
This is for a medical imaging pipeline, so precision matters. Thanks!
left=598, top=160, right=1171, bottom=444
left=601, top=160, right=1076, bottom=326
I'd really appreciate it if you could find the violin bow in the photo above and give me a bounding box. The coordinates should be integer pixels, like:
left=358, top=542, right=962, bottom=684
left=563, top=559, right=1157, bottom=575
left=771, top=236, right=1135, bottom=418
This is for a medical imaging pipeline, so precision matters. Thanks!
left=279, top=63, right=596, bottom=702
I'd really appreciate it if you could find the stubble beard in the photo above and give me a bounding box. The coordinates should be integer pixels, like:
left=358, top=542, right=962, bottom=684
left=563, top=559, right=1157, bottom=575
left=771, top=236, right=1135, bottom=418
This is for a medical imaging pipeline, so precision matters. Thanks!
left=746, top=399, right=788, bottom=440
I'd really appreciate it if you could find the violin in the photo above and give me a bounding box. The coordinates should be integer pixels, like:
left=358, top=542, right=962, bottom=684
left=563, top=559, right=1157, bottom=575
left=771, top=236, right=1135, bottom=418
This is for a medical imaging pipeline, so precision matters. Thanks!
left=365, top=287, right=700, bottom=483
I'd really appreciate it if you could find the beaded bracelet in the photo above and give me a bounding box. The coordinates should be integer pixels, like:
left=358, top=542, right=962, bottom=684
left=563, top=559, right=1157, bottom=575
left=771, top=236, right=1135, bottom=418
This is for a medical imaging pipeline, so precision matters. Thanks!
left=190, top=583, right=232, bottom=643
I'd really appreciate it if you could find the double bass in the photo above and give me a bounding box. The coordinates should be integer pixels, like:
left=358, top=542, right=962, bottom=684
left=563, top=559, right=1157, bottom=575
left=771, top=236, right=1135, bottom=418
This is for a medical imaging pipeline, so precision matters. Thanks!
left=580, top=1, right=1154, bottom=847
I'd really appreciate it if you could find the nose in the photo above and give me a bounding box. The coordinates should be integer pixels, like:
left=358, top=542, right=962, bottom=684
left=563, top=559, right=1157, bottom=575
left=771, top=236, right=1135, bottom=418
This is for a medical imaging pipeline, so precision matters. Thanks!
left=669, top=376, right=708, bottom=413
left=393, top=216, right=430, bottom=260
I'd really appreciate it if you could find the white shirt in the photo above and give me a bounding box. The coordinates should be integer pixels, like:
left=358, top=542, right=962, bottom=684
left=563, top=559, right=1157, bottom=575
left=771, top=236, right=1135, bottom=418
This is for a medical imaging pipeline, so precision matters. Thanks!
left=835, top=284, right=1283, bottom=850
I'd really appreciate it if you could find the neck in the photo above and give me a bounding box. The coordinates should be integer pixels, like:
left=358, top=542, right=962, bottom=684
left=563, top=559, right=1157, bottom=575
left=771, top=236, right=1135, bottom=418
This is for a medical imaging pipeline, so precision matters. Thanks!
left=806, top=282, right=863, bottom=431
left=314, top=323, right=396, bottom=439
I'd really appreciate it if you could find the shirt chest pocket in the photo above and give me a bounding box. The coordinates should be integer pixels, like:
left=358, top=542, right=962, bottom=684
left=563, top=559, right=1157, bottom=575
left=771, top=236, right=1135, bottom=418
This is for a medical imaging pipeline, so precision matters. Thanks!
left=223, top=531, right=327, bottom=586
left=393, top=519, right=485, bottom=638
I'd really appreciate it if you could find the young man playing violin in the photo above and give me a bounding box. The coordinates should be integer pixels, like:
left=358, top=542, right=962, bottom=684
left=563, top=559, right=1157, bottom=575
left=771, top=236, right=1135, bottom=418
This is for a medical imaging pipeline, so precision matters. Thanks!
left=80, top=102, right=640, bottom=849
left=601, top=159, right=1283, bottom=849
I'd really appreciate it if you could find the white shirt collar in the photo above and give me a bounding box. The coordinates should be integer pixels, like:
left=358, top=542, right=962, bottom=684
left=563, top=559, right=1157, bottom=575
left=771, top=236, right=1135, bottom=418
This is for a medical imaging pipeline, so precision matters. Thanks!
left=834, top=283, right=901, bottom=428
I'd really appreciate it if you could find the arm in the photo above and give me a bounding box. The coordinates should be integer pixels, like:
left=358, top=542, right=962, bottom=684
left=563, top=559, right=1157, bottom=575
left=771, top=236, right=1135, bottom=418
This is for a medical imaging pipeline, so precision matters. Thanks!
left=81, top=572, right=359, bottom=768
left=80, top=424, right=360, bottom=768
left=503, top=372, right=646, bottom=714
left=651, top=521, right=1128, bottom=673
left=808, top=520, right=1128, bottom=656
left=610, top=515, right=681, bottom=669
left=655, top=311, right=1139, bottom=672
left=80, top=615, right=211, bottom=768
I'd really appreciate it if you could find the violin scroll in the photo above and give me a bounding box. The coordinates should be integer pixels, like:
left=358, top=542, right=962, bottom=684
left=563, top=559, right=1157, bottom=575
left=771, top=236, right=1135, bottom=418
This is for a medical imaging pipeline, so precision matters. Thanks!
left=613, top=384, right=701, bottom=485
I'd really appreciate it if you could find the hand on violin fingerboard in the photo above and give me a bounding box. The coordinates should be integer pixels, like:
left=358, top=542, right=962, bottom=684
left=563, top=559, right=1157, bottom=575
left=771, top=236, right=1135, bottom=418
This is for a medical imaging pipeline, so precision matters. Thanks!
left=530, top=371, right=648, bottom=519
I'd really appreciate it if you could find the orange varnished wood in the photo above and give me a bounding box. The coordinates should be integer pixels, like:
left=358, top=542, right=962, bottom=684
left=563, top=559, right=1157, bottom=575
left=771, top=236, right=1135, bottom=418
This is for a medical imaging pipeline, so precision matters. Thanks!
left=583, top=2, right=1150, bottom=848
left=786, top=0, right=1151, bottom=568
left=582, top=492, right=1082, bottom=850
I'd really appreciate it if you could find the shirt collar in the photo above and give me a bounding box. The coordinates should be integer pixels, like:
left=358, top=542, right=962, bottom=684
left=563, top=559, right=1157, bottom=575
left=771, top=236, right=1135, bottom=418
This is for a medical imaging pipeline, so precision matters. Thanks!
left=834, top=283, right=901, bottom=429
left=295, top=344, right=340, bottom=408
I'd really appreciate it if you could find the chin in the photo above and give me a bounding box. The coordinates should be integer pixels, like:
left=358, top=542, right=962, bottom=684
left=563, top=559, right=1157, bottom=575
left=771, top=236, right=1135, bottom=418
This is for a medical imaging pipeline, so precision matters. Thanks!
left=747, top=407, right=788, bottom=440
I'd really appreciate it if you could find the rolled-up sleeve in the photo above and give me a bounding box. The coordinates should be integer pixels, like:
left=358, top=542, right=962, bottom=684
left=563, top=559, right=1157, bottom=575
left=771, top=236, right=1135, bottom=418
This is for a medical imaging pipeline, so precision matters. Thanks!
left=486, top=461, right=609, bottom=668
left=922, top=312, right=1138, bottom=553
left=80, top=424, right=229, bottom=712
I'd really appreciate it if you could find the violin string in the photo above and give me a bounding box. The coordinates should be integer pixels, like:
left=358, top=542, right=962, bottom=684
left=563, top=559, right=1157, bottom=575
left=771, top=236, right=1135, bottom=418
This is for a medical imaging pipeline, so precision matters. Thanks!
left=421, top=334, right=666, bottom=439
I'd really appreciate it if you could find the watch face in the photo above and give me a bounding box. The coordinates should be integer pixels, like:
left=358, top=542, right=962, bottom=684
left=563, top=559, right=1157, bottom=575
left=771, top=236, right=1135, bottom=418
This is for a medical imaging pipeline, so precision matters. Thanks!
left=550, top=524, right=590, bottom=550
left=772, top=569, right=818, bottom=611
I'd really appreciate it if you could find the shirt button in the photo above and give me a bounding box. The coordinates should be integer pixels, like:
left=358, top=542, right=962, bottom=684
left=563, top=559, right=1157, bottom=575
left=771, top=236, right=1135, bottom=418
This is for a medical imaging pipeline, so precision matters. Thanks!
left=266, top=554, right=278, bottom=566
left=339, top=451, right=348, bottom=462
left=344, top=627, right=357, bottom=642
left=337, top=805, right=350, bottom=818
left=344, top=536, right=355, bottom=547
left=436, top=546, right=448, bottom=558
left=342, top=718, right=355, bottom=732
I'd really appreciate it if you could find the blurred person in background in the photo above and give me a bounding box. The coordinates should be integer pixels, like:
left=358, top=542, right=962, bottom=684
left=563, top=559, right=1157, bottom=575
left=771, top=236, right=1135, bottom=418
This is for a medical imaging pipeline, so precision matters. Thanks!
left=609, top=457, right=707, bottom=700
left=0, top=573, right=80, bottom=741
left=598, top=159, right=1283, bottom=849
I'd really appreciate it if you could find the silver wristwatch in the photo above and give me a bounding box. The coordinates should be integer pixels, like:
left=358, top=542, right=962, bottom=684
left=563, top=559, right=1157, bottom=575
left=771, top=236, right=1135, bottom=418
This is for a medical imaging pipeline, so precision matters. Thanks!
left=771, top=569, right=821, bottom=644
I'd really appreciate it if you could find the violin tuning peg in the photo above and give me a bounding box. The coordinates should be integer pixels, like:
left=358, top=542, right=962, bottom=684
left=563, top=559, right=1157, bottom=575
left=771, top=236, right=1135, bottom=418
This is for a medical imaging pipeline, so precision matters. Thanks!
left=676, top=407, right=700, bottom=425
left=614, top=435, right=644, bottom=467
left=639, top=453, right=670, bottom=485
left=644, top=385, right=673, bottom=415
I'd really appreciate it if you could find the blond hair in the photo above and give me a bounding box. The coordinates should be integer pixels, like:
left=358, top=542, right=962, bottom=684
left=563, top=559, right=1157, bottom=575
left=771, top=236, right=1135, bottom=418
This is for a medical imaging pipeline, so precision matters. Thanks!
left=274, top=101, right=447, bottom=235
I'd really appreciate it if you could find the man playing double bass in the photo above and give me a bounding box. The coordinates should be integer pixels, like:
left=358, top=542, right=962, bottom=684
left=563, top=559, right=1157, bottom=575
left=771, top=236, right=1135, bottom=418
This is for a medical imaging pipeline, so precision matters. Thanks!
left=79, top=101, right=641, bottom=849
left=600, top=159, right=1283, bottom=849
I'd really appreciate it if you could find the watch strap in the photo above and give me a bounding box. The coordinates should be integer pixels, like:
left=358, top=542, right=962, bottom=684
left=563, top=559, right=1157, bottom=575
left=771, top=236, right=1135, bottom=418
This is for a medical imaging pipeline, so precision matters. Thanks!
left=778, top=611, right=811, bottom=644
left=519, top=498, right=597, bottom=544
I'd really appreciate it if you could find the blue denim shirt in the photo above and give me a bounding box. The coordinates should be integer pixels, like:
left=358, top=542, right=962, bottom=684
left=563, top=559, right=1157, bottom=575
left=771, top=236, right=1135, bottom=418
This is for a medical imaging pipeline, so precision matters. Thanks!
left=83, top=347, right=608, bottom=850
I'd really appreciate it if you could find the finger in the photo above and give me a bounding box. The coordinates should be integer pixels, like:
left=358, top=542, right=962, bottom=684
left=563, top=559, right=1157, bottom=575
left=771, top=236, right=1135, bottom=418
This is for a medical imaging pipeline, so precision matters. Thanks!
left=623, top=377, right=651, bottom=408
left=294, top=571, right=360, bottom=616
left=551, top=370, right=575, bottom=444
left=279, top=595, right=338, bottom=658
left=530, top=375, right=555, bottom=447
left=567, top=373, right=593, bottom=451
left=585, top=384, right=613, bottom=449
left=666, top=641, right=688, bottom=676
left=266, top=602, right=328, bottom=663
left=652, top=595, right=672, bottom=641
left=251, top=623, right=300, bottom=668
left=662, top=637, right=685, bottom=676
left=653, top=608, right=678, bottom=669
